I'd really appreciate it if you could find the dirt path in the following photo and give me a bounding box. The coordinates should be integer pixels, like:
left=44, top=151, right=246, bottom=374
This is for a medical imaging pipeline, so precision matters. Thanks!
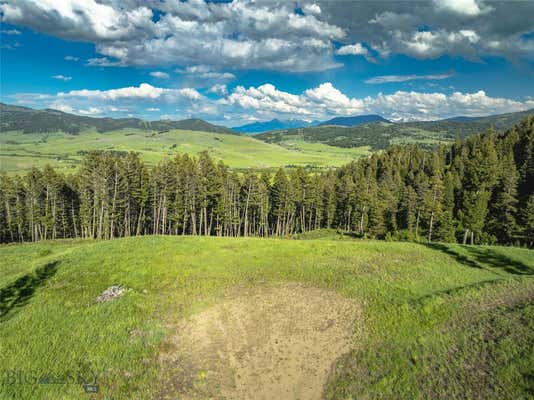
left=159, top=284, right=360, bottom=400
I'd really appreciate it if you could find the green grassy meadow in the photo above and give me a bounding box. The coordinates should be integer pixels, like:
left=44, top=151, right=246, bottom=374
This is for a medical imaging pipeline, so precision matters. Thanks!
left=0, top=129, right=370, bottom=173
left=0, top=235, right=532, bottom=399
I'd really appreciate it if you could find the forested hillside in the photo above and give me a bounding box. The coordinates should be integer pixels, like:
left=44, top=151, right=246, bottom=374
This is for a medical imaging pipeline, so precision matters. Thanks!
left=256, top=109, right=534, bottom=150
left=405, top=108, right=534, bottom=137
left=233, top=118, right=315, bottom=133
left=318, top=114, right=390, bottom=126
left=0, top=103, right=235, bottom=135
left=1, top=116, right=533, bottom=246
left=256, top=123, right=407, bottom=149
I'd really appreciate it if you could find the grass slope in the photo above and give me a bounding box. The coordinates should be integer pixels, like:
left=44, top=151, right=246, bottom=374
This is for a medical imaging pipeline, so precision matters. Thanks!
left=0, top=236, right=532, bottom=399
left=0, top=129, right=369, bottom=173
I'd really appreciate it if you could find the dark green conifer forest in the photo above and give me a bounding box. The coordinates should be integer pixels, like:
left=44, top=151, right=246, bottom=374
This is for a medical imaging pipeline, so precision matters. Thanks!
left=1, top=116, right=533, bottom=246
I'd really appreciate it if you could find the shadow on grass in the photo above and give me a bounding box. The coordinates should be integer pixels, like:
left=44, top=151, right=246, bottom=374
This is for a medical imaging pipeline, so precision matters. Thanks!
left=426, top=243, right=533, bottom=276
left=0, top=261, right=59, bottom=321
left=411, top=277, right=505, bottom=305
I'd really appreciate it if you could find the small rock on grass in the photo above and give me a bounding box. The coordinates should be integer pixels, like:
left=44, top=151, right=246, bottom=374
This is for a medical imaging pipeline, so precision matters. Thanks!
left=96, top=285, right=126, bottom=303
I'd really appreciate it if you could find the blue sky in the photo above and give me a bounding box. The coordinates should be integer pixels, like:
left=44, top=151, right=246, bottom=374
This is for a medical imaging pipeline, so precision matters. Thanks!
left=1, top=0, right=533, bottom=126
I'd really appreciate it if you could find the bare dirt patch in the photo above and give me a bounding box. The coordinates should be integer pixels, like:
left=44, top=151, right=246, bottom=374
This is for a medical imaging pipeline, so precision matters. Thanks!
left=158, top=284, right=360, bottom=400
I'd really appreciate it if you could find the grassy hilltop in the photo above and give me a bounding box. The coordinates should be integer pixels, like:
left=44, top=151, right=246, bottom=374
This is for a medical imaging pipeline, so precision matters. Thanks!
left=0, top=235, right=532, bottom=399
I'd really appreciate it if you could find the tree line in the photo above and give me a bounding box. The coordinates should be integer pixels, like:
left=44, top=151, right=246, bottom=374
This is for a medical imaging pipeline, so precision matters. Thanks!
left=1, top=116, right=533, bottom=246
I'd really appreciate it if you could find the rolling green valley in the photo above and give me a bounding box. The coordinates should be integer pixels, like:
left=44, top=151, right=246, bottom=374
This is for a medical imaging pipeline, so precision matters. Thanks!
left=0, top=127, right=370, bottom=173
left=2, top=104, right=532, bottom=174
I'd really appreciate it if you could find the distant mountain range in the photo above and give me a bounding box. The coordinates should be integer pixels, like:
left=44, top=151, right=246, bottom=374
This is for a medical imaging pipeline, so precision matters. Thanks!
left=1, top=104, right=393, bottom=135
left=232, top=119, right=316, bottom=134
left=233, top=115, right=389, bottom=133
left=0, top=103, right=236, bottom=135
left=318, top=114, right=390, bottom=127
left=402, top=109, right=534, bottom=137
left=256, top=108, right=534, bottom=150
left=234, top=110, right=534, bottom=142
left=2, top=103, right=533, bottom=151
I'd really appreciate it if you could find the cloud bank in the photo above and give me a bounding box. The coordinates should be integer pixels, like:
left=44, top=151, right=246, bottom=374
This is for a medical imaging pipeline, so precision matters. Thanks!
left=221, top=82, right=534, bottom=122
left=2, top=0, right=533, bottom=72
left=10, top=81, right=531, bottom=124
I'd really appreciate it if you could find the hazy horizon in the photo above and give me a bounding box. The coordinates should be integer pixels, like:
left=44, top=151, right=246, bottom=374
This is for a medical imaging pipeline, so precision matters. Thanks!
left=1, top=0, right=534, bottom=127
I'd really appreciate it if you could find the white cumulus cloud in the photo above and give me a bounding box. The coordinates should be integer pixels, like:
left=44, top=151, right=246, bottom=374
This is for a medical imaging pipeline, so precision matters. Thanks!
left=220, top=82, right=534, bottom=122
left=1, top=28, right=21, bottom=35
left=149, top=71, right=170, bottom=79
left=176, top=65, right=236, bottom=84
left=9, top=81, right=534, bottom=125
left=336, top=42, right=375, bottom=62
left=58, top=83, right=202, bottom=101
left=49, top=102, right=74, bottom=113
left=52, top=74, right=72, bottom=81
left=1, top=0, right=345, bottom=71
left=337, top=43, right=368, bottom=56
left=77, top=107, right=102, bottom=116
left=2, top=0, right=533, bottom=70
left=303, top=4, right=322, bottom=15
left=365, top=72, right=454, bottom=84
left=433, top=0, right=492, bottom=16
left=209, top=84, right=228, bottom=96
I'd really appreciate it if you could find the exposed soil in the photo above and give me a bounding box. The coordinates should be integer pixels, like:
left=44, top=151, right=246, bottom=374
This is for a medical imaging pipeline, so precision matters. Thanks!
left=158, top=284, right=360, bottom=400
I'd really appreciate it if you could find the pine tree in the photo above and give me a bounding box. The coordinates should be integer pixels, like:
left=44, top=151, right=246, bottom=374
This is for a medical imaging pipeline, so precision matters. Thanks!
left=523, top=194, right=534, bottom=248
left=434, top=172, right=457, bottom=242
left=488, top=152, right=519, bottom=243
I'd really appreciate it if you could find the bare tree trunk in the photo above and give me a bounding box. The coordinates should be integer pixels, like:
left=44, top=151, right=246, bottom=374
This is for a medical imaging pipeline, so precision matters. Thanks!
left=208, top=209, right=212, bottom=236
left=359, top=206, right=366, bottom=235
left=415, top=209, right=421, bottom=239
left=243, top=180, right=251, bottom=237
left=463, top=229, right=469, bottom=245
left=136, top=206, right=144, bottom=236
left=199, top=204, right=204, bottom=236
left=110, top=169, right=119, bottom=239
left=71, top=201, right=78, bottom=239
left=428, top=190, right=437, bottom=243
left=52, top=194, right=57, bottom=240
left=98, top=201, right=105, bottom=239
left=5, top=200, right=14, bottom=242
left=30, top=199, right=34, bottom=242
left=92, top=195, right=97, bottom=238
